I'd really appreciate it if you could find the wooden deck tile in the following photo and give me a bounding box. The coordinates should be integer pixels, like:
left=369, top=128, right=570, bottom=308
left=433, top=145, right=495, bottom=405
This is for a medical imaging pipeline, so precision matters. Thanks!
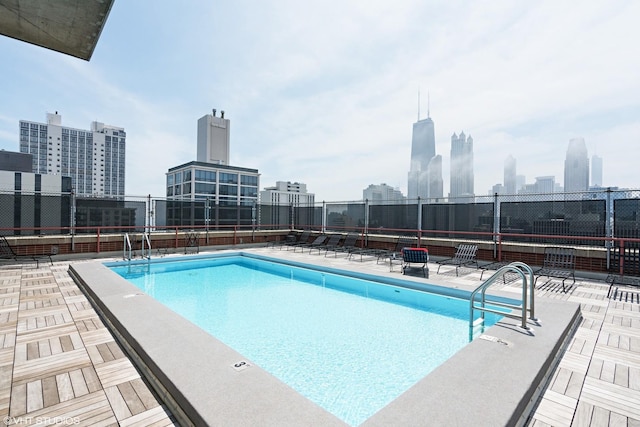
left=69, top=368, right=90, bottom=397
left=117, top=381, right=147, bottom=415
left=129, top=378, right=161, bottom=410
left=94, top=358, right=141, bottom=389
left=12, top=348, right=92, bottom=385
left=531, top=390, right=575, bottom=427
left=26, top=380, right=44, bottom=413
left=42, top=376, right=59, bottom=407
left=82, top=328, right=116, bottom=347
left=119, top=405, right=174, bottom=427
left=104, top=385, right=133, bottom=420
left=580, top=376, right=640, bottom=420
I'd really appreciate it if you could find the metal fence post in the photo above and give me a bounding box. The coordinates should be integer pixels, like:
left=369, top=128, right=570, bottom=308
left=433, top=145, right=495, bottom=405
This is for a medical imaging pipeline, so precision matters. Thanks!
left=493, top=192, right=499, bottom=258
left=146, top=194, right=152, bottom=233
left=70, top=190, right=76, bottom=252
left=364, top=198, right=369, bottom=236
left=322, top=200, right=326, bottom=233
left=606, top=187, right=612, bottom=269
left=417, top=197, right=422, bottom=240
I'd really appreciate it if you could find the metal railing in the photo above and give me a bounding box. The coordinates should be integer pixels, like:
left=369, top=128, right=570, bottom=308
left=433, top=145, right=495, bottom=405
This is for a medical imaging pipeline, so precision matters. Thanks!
left=469, top=262, right=537, bottom=341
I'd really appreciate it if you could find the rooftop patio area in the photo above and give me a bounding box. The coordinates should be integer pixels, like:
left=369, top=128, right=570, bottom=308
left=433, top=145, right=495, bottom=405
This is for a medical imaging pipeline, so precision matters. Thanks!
left=1, top=246, right=639, bottom=426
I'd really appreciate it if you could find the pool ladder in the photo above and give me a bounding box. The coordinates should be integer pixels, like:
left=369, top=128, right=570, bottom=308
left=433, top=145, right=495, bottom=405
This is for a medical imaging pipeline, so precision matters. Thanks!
left=123, top=233, right=152, bottom=260
left=469, top=262, right=538, bottom=340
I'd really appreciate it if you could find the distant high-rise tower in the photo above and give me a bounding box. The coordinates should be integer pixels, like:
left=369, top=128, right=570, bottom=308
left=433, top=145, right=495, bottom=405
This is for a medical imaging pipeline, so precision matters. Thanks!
left=197, top=109, right=230, bottom=165
left=449, top=131, right=474, bottom=198
left=591, top=154, right=603, bottom=187
left=563, top=137, right=589, bottom=192
left=407, top=94, right=438, bottom=200
left=504, top=155, right=516, bottom=195
left=19, top=112, right=126, bottom=197
left=427, top=155, right=443, bottom=200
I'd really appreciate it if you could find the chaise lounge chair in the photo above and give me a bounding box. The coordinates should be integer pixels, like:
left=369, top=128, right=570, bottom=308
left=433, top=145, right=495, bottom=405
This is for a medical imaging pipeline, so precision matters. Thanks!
left=1, top=235, right=57, bottom=268
left=311, top=233, right=343, bottom=255
left=378, top=236, right=416, bottom=265
left=436, top=244, right=478, bottom=276
left=293, top=234, right=327, bottom=253
left=284, top=230, right=312, bottom=250
left=267, top=231, right=297, bottom=249
left=325, top=232, right=360, bottom=257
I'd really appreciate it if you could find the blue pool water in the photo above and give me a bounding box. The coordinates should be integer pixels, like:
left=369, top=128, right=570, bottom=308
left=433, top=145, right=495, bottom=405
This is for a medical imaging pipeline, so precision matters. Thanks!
left=109, top=254, right=506, bottom=426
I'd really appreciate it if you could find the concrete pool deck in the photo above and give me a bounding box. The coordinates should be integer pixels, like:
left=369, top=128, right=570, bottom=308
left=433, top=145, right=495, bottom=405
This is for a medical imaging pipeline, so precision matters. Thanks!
left=1, top=246, right=640, bottom=426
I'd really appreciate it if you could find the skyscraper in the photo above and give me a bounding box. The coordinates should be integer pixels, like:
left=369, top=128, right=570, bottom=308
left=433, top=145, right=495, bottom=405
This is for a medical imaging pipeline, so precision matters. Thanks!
left=563, top=137, right=589, bottom=192
left=19, top=112, right=126, bottom=197
left=427, top=155, right=443, bottom=200
left=504, top=155, right=516, bottom=195
left=407, top=114, right=436, bottom=200
left=591, top=154, right=603, bottom=187
left=449, top=131, right=474, bottom=198
left=197, top=109, right=230, bottom=165
left=407, top=92, right=440, bottom=201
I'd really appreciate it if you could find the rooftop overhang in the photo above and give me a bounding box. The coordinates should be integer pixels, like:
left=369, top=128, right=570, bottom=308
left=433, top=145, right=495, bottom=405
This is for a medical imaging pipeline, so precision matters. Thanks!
left=0, top=0, right=115, bottom=61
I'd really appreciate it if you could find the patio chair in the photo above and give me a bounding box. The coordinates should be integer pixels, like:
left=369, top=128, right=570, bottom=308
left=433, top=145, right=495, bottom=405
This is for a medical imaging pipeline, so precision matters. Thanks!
left=533, top=246, right=576, bottom=292
left=184, top=231, right=200, bottom=254
left=1, top=235, right=56, bottom=268
left=378, top=236, right=416, bottom=265
left=293, top=235, right=327, bottom=253
left=284, top=230, right=312, bottom=250
left=310, top=233, right=343, bottom=255
left=606, top=245, right=640, bottom=297
left=267, top=231, right=297, bottom=249
left=436, top=244, right=478, bottom=276
left=325, top=232, right=360, bottom=257
left=401, top=247, right=429, bottom=277
left=478, top=253, right=517, bottom=281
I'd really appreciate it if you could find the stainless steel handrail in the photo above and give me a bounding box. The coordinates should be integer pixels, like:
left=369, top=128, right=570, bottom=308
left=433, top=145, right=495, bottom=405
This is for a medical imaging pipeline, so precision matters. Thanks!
left=123, top=233, right=132, bottom=260
left=469, top=262, right=537, bottom=340
left=141, top=233, right=151, bottom=259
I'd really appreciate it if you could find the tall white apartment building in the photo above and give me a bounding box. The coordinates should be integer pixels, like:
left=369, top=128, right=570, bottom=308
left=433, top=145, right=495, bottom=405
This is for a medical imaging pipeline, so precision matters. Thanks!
left=362, top=183, right=406, bottom=205
left=260, top=181, right=315, bottom=206
left=19, top=112, right=126, bottom=197
left=197, top=109, right=230, bottom=165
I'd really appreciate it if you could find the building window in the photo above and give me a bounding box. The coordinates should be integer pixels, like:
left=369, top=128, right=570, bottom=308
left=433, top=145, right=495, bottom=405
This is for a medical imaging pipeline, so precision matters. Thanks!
left=240, top=186, right=257, bottom=197
left=219, top=173, right=238, bottom=184
left=195, top=183, right=216, bottom=194
left=195, top=169, right=216, bottom=182
left=241, top=175, right=258, bottom=186
left=219, top=185, right=237, bottom=196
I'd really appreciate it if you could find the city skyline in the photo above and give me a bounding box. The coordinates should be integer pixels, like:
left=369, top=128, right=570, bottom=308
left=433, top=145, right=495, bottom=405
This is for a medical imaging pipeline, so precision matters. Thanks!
left=0, top=1, right=638, bottom=201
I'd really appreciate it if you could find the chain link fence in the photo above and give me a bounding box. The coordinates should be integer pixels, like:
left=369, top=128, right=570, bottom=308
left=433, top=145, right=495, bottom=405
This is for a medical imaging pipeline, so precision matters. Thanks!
left=1, top=189, right=639, bottom=248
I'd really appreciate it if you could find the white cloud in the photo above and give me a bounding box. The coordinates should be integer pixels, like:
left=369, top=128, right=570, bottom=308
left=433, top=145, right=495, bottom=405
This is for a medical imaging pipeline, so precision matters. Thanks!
left=0, top=0, right=638, bottom=202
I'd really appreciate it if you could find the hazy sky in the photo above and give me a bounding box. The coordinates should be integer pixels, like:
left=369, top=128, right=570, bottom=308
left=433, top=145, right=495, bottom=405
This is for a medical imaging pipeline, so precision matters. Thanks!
left=0, top=1, right=638, bottom=201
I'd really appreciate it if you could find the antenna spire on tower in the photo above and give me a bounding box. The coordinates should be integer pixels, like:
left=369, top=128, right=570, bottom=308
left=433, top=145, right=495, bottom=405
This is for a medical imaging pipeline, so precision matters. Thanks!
left=427, top=91, right=430, bottom=118
left=417, top=89, right=421, bottom=121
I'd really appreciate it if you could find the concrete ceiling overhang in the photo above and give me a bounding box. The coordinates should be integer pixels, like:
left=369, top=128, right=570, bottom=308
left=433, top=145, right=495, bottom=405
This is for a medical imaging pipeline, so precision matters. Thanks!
left=0, top=0, right=115, bottom=61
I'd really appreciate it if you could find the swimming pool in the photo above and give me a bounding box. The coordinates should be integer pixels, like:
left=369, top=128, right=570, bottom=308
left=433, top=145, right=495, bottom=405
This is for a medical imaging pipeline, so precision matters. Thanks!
left=108, top=253, right=507, bottom=426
